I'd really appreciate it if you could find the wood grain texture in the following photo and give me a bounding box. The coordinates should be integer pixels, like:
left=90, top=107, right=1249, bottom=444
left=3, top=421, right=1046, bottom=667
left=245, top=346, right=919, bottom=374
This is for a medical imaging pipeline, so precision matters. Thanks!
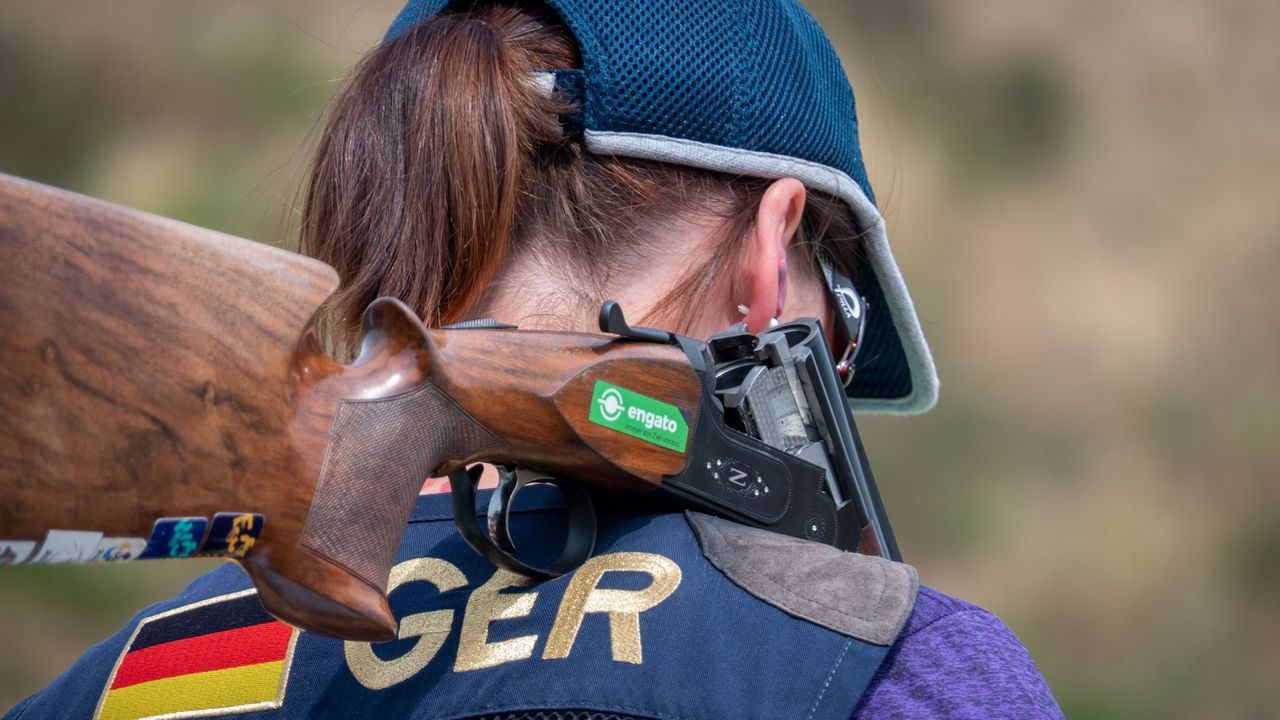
left=0, top=174, right=337, bottom=540
left=0, top=174, right=706, bottom=641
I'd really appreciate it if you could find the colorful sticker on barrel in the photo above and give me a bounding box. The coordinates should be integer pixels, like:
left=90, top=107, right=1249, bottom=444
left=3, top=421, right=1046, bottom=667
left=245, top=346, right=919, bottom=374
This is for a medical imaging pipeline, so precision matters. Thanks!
left=94, top=537, right=149, bottom=562
left=201, top=513, right=265, bottom=558
left=29, top=530, right=104, bottom=564
left=0, top=541, right=36, bottom=565
left=139, top=517, right=208, bottom=559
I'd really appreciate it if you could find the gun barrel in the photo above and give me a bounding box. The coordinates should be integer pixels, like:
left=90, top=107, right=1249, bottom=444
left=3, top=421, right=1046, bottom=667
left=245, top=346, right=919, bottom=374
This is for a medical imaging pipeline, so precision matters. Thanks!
left=756, top=321, right=902, bottom=562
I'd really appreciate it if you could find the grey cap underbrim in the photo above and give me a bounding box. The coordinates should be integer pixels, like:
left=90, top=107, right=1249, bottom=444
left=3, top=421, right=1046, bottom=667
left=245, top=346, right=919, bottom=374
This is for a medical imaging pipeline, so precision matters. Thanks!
left=586, top=130, right=939, bottom=415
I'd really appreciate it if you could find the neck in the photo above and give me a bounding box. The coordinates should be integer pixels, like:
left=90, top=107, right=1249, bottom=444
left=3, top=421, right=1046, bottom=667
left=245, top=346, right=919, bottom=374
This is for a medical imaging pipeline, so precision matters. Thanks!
left=471, top=228, right=724, bottom=334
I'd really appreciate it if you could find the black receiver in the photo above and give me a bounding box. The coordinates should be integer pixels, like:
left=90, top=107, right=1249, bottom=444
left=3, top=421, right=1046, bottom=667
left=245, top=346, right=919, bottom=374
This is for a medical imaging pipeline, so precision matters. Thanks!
left=448, top=302, right=901, bottom=578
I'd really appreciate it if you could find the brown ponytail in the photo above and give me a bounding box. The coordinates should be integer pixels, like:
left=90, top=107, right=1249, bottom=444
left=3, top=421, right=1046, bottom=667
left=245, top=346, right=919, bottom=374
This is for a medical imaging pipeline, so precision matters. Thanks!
left=302, top=3, right=861, bottom=355
left=301, top=5, right=576, bottom=352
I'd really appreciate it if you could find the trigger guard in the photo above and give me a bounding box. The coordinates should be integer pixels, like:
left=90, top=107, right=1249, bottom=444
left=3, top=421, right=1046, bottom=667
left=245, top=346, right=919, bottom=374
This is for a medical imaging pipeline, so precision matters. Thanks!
left=449, top=466, right=597, bottom=581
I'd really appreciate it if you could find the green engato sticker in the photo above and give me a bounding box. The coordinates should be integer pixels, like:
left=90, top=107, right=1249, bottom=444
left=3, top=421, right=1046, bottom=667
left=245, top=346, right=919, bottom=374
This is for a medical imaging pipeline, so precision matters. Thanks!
left=588, top=380, right=689, bottom=453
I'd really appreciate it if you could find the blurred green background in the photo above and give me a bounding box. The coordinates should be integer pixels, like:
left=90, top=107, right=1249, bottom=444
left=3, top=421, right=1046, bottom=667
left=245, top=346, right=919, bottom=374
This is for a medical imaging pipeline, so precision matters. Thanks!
left=1, top=1, right=1277, bottom=717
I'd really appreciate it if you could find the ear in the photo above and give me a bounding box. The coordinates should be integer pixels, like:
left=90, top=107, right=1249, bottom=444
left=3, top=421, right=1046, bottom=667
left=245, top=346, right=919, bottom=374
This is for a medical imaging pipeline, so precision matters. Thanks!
left=741, top=178, right=807, bottom=332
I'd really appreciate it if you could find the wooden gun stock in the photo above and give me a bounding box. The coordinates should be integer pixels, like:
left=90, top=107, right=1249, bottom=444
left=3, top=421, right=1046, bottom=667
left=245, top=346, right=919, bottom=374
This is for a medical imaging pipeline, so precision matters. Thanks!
left=259, top=300, right=699, bottom=639
left=0, top=174, right=700, bottom=641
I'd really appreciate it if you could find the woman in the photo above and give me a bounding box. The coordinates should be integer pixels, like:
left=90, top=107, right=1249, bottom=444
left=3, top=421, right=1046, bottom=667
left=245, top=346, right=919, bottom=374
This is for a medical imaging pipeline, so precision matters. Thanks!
left=7, top=1, right=1062, bottom=718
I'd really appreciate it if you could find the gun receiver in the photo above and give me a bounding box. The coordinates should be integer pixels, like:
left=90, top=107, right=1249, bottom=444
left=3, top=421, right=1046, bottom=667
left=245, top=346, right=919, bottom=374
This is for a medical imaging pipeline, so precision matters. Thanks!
left=448, top=302, right=901, bottom=582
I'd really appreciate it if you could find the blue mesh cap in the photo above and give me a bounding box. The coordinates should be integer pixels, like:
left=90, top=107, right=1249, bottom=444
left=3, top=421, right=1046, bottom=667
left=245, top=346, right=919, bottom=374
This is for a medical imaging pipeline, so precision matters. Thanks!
left=385, top=0, right=939, bottom=414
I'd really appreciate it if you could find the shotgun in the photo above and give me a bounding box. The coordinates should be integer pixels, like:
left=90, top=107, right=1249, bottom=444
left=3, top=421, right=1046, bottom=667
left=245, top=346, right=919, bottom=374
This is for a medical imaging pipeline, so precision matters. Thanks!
left=0, top=173, right=897, bottom=642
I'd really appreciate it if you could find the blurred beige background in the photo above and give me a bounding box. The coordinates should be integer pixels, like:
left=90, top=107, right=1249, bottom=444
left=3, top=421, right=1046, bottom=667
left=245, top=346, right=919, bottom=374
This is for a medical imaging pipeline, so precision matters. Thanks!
left=1, top=1, right=1277, bottom=717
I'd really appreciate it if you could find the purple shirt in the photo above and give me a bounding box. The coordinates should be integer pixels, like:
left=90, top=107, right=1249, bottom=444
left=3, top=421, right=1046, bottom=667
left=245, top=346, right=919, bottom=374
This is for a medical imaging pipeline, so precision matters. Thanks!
left=854, top=586, right=1063, bottom=719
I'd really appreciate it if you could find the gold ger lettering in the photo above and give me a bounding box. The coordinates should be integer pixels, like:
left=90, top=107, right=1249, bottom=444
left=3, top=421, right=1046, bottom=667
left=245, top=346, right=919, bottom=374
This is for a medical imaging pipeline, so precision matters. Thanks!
left=345, top=552, right=681, bottom=689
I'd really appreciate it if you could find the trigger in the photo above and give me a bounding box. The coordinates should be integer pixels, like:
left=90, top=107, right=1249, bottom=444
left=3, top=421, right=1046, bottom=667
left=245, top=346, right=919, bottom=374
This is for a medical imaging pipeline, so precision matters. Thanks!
left=450, top=466, right=598, bottom=581
left=487, top=466, right=521, bottom=555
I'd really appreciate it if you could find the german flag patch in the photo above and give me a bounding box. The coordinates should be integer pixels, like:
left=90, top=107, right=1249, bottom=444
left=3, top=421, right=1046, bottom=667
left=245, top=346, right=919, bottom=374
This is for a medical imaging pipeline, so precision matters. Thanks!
left=94, top=589, right=298, bottom=720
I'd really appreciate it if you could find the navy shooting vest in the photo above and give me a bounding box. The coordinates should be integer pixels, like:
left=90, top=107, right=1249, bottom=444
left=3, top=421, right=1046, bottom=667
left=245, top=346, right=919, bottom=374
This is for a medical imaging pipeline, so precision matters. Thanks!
left=7, top=488, right=918, bottom=720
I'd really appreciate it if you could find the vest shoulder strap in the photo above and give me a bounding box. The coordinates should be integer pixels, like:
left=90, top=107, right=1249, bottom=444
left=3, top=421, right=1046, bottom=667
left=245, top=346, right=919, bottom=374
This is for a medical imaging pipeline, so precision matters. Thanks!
left=686, top=511, right=918, bottom=646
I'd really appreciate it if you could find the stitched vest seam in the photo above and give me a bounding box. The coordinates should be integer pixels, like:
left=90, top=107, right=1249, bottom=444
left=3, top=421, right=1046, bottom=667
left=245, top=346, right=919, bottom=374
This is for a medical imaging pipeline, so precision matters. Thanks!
left=804, top=638, right=853, bottom=720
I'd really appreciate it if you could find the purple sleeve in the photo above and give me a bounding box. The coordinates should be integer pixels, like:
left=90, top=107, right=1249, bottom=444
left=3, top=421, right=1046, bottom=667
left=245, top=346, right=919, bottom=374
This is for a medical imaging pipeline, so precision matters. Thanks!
left=852, top=587, right=1063, bottom=719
